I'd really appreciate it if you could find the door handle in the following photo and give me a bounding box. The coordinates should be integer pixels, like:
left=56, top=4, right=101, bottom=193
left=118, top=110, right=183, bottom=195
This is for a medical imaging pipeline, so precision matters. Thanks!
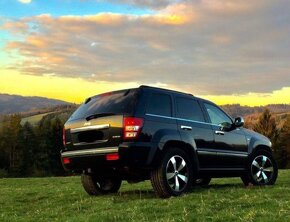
left=181, top=125, right=192, bottom=131
left=215, top=130, right=225, bottom=135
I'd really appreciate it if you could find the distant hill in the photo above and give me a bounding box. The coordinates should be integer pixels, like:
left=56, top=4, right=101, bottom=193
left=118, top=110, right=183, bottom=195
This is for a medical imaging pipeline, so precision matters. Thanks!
left=221, top=104, right=290, bottom=118
left=1, top=93, right=290, bottom=129
left=0, top=93, right=71, bottom=114
left=221, top=104, right=290, bottom=129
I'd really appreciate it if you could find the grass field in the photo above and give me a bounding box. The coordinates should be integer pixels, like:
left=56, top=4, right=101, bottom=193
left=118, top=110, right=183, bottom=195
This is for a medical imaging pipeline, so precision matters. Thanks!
left=20, top=112, right=56, bottom=126
left=0, top=170, right=289, bottom=222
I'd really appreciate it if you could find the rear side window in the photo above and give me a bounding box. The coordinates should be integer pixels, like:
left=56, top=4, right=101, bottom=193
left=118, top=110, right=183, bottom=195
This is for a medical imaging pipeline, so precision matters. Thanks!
left=69, top=89, right=138, bottom=120
left=146, top=93, right=172, bottom=116
left=176, top=97, right=205, bottom=122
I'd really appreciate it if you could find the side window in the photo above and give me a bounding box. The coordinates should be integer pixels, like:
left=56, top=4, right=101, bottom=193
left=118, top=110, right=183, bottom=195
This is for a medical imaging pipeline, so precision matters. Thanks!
left=176, top=97, right=205, bottom=122
left=204, top=103, right=232, bottom=125
left=146, top=93, right=172, bottom=116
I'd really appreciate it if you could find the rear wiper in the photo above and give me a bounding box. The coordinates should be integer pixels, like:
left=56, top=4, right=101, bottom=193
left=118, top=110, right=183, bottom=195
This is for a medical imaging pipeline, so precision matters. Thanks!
left=85, top=113, right=116, bottom=121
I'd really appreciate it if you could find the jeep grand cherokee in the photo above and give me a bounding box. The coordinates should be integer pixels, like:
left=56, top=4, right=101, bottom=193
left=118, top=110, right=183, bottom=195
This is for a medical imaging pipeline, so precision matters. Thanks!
left=61, top=86, right=278, bottom=198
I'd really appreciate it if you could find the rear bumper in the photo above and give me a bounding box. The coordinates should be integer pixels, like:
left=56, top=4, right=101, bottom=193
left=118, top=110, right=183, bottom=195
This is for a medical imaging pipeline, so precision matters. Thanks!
left=60, top=142, right=153, bottom=172
left=61, top=147, right=118, bottom=158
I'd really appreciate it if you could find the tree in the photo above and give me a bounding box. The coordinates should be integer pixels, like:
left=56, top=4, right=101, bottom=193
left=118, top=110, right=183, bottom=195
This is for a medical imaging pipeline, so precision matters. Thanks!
left=0, top=111, right=69, bottom=177
left=253, top=109, right=279, bottom=148
left=46, top=117, right=65, bottom=176
left=278, top=116, right=290, bottom=168
left=253, top=109, right=282, bottom=166
left=17, top=122, right=38, bottom=176
left=36, top=114, right=66, bottom=176
left=0, top=114, right=23, bottom=175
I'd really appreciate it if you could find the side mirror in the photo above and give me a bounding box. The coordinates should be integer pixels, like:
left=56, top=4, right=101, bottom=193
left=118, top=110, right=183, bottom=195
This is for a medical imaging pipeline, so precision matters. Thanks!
left=234, top=116, right=244, bottom=128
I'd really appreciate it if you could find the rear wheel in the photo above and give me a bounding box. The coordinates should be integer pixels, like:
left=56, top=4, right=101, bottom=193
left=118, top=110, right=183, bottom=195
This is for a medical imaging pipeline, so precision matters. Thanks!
left=150, top=148, right=194, bottom=198
left=81, top=173, right=122, bottom=195
left=245, top=150, right=278, bottom=186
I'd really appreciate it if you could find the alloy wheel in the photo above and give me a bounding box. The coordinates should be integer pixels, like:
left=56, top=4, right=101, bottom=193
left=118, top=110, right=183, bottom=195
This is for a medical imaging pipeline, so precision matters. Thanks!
left=251, top=155, right=274, bottom=184
left=166, top=155, right=189, bottom=192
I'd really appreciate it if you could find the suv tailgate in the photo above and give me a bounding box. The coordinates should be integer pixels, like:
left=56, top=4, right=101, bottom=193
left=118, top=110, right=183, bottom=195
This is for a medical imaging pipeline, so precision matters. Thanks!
left=64, top=115, right=123, bottom=151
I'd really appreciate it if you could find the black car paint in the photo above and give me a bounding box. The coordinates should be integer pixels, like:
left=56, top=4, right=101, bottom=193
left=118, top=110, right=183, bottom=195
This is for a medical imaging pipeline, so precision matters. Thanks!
left=61, top=86, right=273, bottom=180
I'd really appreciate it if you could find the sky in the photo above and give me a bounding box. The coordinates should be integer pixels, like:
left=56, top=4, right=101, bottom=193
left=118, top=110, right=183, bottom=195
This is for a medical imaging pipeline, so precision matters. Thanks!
left=0, top=0, right=290, bottom=106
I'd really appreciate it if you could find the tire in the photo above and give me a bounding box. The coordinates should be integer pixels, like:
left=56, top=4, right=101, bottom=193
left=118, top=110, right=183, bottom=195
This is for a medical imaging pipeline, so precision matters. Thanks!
left=150, top=148, right=194, bottom=198
left=194, top=177, right=211, bottom=187
left=81, top=173, right=122, bottom=196
left=246, top=150, right=278, bottom=186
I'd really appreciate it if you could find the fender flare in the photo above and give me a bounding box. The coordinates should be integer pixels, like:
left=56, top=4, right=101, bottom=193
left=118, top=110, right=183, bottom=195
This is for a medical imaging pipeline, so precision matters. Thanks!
left=248, top=137, right=272, bottom=154
left=146, top=129, right=199, bottom=171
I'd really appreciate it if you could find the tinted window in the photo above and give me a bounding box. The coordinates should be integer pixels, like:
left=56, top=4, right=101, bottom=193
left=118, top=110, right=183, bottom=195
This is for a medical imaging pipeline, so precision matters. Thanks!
left=176, top=97, right=205, bottom=122
left=69, top=89, right=138, bottom=120
left=146, top=93, right=172, bottom=116
left=204, top=103, right=232, bottom=125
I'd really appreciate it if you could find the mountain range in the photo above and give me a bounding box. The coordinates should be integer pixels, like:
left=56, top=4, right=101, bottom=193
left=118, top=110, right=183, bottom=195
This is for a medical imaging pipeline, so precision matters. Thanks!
left=0, top=93, right=289, bottom=123
left=0, top=93, right=70, bottom=114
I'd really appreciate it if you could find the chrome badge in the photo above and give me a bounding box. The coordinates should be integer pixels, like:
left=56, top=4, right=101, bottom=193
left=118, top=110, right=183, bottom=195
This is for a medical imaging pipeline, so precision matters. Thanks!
left=84, top=122, right=91, bottom=126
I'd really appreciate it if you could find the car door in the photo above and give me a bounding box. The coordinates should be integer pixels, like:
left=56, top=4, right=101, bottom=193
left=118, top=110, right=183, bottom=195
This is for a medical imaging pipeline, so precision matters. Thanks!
left=202, top=102, right=248, bottom=168
left=175, top=96, right=216, bottom=169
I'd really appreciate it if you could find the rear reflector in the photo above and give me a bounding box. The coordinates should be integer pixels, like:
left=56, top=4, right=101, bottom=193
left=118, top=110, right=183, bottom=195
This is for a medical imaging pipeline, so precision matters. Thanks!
left=106, top=153, right=119, bottom=161
left=123, top=117, right=144, bottom=140
left=63, top=157, right=70, bottom=164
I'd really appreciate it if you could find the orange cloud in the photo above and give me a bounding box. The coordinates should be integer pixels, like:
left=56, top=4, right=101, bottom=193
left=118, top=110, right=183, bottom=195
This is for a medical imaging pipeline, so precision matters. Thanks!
left=27, top=37, right=47, bottom=47
left=2, top=21, right=29, bottom=34
left=2, top=0, right=290, bottom=97
left=201, top=0, right=252, bottom=14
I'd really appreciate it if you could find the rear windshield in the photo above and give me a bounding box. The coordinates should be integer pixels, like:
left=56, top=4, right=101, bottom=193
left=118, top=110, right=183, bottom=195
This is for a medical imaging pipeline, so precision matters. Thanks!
left=69, top=89, right=139, bottom=121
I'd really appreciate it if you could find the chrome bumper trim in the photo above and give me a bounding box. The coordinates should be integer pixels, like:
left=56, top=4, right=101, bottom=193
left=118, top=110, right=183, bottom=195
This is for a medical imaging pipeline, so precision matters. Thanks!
left=61, top=147, right=118, bottom=158
left=70, top=124, right=110, bottom=133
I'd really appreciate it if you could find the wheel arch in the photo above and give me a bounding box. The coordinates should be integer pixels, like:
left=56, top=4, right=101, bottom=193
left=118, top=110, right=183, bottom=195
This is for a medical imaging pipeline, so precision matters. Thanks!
left=248, top=135, right=273, bottom=155
left=152, top=140, right=199, bottom=173
left=252, top=144, right=273, bottom=155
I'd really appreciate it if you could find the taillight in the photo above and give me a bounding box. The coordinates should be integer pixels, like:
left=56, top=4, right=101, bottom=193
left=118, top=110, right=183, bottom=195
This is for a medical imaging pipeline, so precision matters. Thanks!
left=123, top=117, right=144, bottom=140
left=63, top=157, right=70, bottom=164
left=106, top=153, right=119, bottom=161
left=63, top=128, right=66, bottom=146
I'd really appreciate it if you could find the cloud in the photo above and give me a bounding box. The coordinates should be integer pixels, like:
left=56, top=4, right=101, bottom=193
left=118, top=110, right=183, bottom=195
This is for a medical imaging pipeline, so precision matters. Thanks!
left=18, top=0, right=32, bottom=4
left=3, top=0, right=290, bottom=95
left=94, top=0, right=181, bottom=9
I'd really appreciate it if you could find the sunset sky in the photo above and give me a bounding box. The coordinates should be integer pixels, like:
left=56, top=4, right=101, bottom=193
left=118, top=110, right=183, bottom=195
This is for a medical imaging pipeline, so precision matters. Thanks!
left=0, top=0, right=290, bottom=106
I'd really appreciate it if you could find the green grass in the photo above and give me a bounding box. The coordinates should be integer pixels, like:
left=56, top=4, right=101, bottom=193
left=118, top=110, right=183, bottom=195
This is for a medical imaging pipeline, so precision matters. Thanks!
left=20, top=112, right=56, bottom=126
left=0, top=171, right=290, bottom=222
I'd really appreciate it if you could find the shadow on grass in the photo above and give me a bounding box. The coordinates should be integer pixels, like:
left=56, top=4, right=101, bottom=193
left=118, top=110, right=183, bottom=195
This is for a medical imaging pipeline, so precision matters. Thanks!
left=207, top=183, right=245, bottom=189
left=116, top=189, right=156, bottom=199
left=86, top=182, right=252, bottom=201
left=116, top=183, right=247, bottom=199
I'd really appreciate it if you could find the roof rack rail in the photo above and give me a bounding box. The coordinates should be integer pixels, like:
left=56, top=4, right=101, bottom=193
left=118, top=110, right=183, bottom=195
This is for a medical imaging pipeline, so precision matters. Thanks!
left=139, top=85, right=193, bottom=96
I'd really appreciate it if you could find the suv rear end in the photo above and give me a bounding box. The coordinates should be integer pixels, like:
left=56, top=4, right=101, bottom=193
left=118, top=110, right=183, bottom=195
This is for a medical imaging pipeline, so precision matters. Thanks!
left=61, top=87, right=153, bottom=195
left=62, top=88, right=143, bottom=170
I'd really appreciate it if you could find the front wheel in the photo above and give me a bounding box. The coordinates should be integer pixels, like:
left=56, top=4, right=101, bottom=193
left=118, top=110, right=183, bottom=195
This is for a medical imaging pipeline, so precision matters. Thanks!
left=246, top=150, right=278, bottom=186
left=150, top=148, right=194, bottom=198
left=81, top=173, right=122, bottom=196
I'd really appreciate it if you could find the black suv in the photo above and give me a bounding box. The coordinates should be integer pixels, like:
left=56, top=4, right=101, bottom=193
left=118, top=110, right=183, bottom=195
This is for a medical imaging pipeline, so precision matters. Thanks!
left=61, top=86, right=278, bottom=198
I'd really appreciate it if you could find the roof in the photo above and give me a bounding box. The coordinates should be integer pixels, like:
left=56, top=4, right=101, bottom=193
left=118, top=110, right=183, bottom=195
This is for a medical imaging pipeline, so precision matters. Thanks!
left=139, top=85, right=193, bottom=97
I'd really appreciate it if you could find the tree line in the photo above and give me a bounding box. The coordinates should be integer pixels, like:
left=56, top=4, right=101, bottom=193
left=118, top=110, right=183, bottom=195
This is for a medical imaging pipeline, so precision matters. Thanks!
left=0, top=112, right=70, bottom=177
left=0, top=109, right=289, bottom=178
